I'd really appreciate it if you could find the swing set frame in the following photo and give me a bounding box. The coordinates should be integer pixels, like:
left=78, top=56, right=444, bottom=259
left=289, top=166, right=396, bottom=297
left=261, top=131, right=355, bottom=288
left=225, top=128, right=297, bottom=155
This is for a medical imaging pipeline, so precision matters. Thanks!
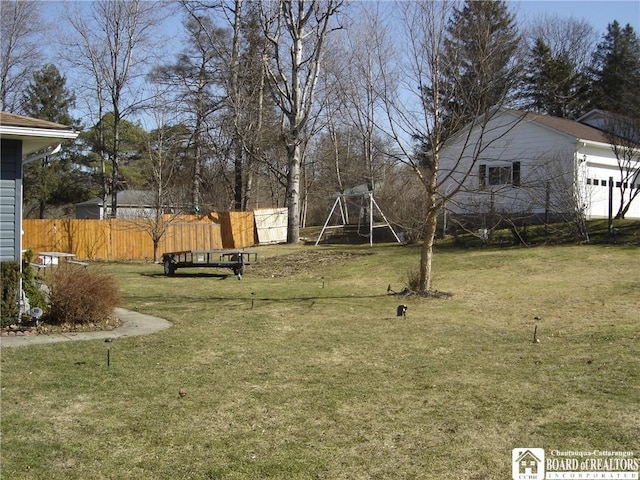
left=314, top=191, right=402, bottom=246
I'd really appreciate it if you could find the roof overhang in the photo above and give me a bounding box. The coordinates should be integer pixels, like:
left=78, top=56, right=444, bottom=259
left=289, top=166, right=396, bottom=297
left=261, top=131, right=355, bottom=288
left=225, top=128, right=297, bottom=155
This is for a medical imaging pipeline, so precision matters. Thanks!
left=575, top=139, right=615, bottom=150
left=576, top=138, right=640, bottom=155
left=0, top=125, right=79, bottom=156
left=0, top=111, right=79, bottom=157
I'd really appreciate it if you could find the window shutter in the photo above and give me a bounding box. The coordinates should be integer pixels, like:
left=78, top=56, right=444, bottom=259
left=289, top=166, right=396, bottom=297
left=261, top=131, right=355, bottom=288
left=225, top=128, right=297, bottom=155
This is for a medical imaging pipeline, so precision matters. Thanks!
left=479, top=164, right=486, bottom=189
left=512, top=162, right=521, bottom=187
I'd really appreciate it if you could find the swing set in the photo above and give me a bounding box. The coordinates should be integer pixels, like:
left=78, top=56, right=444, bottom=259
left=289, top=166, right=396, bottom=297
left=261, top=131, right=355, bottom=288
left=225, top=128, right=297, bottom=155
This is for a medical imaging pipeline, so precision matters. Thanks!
left=315, top=191, right=402, bottom=246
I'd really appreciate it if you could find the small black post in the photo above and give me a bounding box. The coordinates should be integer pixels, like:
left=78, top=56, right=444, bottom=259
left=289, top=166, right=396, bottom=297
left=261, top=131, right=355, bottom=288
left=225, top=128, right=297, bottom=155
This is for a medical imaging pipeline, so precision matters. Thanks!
left=608, top=176, right=614, bottom=233
left=544, top=181, right=550, bottom=237
left=533, top=325, right=538, bottom=344
left=107, top=348, right=111, bottom=367
left=251, top=291, right=255, bottom=310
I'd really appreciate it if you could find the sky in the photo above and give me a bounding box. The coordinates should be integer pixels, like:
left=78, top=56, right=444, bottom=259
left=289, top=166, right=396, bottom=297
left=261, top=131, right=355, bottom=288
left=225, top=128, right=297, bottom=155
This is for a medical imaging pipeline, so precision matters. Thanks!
left=39, top=0, right=640, bottom=129
left=513, top=0, right=639, bottom=34
left=120, top=1, right=640, bottom=47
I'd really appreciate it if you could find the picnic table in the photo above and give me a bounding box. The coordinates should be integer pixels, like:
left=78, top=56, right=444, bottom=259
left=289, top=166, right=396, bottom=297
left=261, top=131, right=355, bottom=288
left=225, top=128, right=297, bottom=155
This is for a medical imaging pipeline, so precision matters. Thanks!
left=161, top=250, right=257, bottom=278
left=36, top=252, right=75, bottom=265
left=34, top=252, right=89, bottom=269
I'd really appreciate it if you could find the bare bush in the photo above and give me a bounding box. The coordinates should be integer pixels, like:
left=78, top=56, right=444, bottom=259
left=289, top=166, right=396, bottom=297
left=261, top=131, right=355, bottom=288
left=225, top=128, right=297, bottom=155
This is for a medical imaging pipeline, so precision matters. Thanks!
left=46, top=266, right=120, bottom=325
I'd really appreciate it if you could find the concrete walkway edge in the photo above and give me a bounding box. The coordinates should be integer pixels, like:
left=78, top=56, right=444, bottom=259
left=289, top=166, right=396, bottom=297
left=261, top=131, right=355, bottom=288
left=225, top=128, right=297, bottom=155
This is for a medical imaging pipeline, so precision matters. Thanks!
left=0, top=308, right=172, bottom=348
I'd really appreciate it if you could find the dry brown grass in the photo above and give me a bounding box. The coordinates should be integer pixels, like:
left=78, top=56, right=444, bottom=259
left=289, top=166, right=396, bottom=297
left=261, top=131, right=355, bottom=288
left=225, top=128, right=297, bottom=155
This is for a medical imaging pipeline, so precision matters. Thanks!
left=1, top=243, right=638, bottom=479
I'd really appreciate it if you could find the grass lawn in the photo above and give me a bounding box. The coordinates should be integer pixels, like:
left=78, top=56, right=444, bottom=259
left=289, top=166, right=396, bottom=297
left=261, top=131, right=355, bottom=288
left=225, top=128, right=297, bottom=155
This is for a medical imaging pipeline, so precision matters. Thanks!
left=1, top=242, right=638, bottom=479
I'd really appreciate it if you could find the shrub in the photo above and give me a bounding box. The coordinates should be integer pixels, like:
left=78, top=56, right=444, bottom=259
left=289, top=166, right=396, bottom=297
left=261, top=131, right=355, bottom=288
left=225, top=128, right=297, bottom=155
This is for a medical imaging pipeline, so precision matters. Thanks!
left=1, top=262, right=20, bottom=326
left=46, top=265, right=121, bottom=325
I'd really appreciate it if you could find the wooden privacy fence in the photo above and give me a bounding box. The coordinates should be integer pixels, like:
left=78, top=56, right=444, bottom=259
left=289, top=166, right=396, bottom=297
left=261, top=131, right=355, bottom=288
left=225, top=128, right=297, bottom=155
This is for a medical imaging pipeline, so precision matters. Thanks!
left=22, top=212, right=256, bottom=261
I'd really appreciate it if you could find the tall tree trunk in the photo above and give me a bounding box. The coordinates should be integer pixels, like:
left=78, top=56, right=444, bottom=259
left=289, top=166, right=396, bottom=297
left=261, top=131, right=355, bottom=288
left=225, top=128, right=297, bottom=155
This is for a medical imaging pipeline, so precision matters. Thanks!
left=286, top=142, right=301, bottom=243
left=231, top=0, right=243, bottom=211
left=111, top=108, right=120, bottom=218
left=419, top=205, right=438, bottom=293
left=193, top=93, right=204, bottom=211
left=234, top=143, right=243, bottom=210
left=262, top=0, right=341, bottom=244
left=193, top=136, right=201, bottom=210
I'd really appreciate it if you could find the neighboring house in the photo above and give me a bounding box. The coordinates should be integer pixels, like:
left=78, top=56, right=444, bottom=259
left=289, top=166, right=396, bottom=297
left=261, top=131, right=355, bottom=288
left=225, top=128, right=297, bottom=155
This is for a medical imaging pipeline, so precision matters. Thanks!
left=439, top=109, right=640, bottom=222
left=0, top=111, right=78, bottom=314
left=75, top=190, right=162, bottom=219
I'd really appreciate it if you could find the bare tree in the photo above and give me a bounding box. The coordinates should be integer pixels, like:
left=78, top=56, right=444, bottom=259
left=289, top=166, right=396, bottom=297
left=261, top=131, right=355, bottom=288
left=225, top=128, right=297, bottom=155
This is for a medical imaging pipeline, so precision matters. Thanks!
left=603, top=115, right=640, bottom=219
left=524, top=14, right=597, bottom=73
left=261, top=0, right=343, bottom=243
left=136, top=98, right=185, bottom=262
left=378, top=1, right=523, bottom=293
left=334, top=2, right=394, bottom=191
left=62, top=0, right=164, bottom=217
left=152, top=8, right=225, bottom=213
left=0, top=0, right=44, bottom=112
left=220, top=0, right=272, bottom=211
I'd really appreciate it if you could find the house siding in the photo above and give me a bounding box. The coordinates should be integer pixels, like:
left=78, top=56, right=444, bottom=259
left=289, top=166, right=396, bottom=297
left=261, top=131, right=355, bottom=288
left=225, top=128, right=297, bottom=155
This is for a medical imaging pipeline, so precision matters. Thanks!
left=440, top=112, right=577, bottom=216
left=440, top=111, right=640, bottom=220
left=0, top=139, right=22, bottom=262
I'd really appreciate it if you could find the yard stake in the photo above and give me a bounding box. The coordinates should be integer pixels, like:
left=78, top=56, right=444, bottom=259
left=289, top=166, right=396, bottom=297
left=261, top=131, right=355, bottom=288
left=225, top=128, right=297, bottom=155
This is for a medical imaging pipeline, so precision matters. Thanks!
left=533, top=325, right=538, bottom=344
left=107, top=348, right=111, bottom=367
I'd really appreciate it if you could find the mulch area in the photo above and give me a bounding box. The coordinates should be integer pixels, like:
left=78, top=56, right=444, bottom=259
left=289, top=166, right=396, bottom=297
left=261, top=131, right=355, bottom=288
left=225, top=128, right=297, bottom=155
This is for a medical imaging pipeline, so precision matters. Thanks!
left=1, top=316, right=122, bottom=337
left=249, top=250, right=374, bottom=277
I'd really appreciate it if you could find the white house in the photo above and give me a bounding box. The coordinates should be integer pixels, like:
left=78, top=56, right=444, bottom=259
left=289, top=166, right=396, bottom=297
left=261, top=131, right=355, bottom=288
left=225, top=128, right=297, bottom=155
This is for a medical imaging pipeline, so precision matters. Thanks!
left=75, top=190, right=159, bottom=219
left=438, top=109, right=640, bottom=222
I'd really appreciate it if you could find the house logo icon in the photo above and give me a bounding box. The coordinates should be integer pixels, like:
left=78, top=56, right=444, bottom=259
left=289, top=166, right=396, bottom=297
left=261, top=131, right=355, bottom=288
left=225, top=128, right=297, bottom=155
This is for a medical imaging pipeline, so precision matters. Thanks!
left=512, top=448, right=545, bottom=480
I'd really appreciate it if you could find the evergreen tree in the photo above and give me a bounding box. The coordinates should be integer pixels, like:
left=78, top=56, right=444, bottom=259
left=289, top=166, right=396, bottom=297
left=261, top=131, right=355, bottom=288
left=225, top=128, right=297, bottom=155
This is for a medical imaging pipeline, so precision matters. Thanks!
left=590, top=21, right=640, bottom=117
left=20, top=64, right=76, bottom=124
left=524, top=37, right=589, bottom=118
left=20, top=64, right=90, bottom=218
left=440, top=0, right=521, bottom=132
left=82, top=113, right=150, bottom=192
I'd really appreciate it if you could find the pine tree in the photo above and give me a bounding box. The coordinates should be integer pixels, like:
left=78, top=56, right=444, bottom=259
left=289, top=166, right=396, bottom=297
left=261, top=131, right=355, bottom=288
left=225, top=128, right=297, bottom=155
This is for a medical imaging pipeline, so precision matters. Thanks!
left=20, top=64, right=89, bottom=218
left=525, top=38, right=553, bottom=114
left=82, top=113, right=150, bottom=191
left=524, top=37, right=589, bottom=118
left=441, top=0, right=521, bottom=132
left=20, top=64, right=76, bottom=124
left=590, top=21, right=640, bottom=117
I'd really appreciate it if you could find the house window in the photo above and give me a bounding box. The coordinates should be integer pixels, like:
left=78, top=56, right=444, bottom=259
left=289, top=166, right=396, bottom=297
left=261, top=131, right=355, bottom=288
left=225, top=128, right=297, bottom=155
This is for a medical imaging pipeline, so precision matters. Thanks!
left=593, top=179, right=599, bottom=186
left=479, top=161, right=521, bottom=188
left=489, top=165, right=511, bottom=185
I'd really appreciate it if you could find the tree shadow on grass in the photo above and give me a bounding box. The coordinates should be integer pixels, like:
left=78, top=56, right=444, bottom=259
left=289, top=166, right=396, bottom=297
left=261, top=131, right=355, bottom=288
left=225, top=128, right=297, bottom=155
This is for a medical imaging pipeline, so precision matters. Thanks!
left=140, top=272, right=234, bottom=280
left=127, top=291, right=414, bottom=304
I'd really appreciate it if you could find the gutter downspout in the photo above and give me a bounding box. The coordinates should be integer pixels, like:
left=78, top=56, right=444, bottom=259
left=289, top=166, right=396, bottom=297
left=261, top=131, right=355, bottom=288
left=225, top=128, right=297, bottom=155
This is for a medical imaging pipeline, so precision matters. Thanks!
left=23, top=144, right=61, bottom=164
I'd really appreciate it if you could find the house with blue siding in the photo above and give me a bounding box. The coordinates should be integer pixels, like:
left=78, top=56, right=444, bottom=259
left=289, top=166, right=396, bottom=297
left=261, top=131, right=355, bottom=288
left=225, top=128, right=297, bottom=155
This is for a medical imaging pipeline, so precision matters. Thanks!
left=0, top=112, right=78, bottom=315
